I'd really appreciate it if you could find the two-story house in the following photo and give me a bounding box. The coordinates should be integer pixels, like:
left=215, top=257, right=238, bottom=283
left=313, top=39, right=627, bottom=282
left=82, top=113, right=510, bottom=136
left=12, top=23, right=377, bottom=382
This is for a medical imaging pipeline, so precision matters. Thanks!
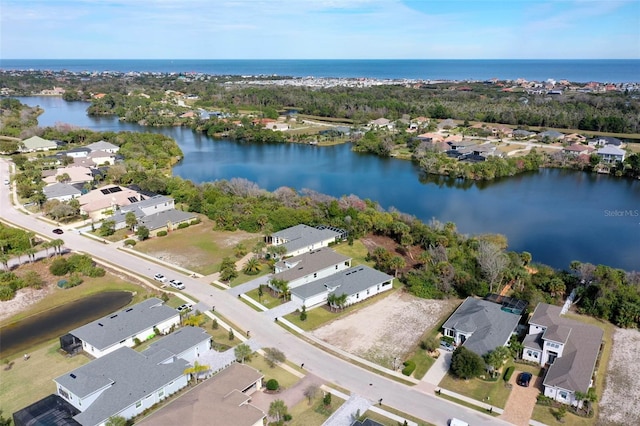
left=523, top=303, right=604, bottom=407
left=596, top=145, right=626, bottom=164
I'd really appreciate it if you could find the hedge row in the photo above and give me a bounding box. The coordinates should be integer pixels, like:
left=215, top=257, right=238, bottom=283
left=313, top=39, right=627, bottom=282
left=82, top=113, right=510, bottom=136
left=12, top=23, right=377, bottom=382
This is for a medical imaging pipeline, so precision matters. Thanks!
left=402, top=360, right=416, bottom=376
left=503, top=366, right=515, bottom=381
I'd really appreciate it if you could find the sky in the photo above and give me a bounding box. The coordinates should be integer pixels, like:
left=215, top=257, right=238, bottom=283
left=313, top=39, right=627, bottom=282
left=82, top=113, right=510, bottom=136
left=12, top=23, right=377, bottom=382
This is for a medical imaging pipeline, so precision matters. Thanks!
left=1, top=0, right=639, bottom=59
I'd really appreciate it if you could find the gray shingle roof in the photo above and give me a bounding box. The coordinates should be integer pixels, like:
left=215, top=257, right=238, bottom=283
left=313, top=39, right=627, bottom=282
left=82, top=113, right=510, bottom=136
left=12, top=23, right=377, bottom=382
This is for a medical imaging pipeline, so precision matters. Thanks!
left=142, top=327, right=210, bottom=363
left=139, top=209, right=196, bottom=231
left=272, top=225, right=340, bottom=254
left=69, top=298, right=179, bottom=351
left=43, top=182, right=82, bottom=199
left=56, top=347, right=188, bottom=426
left=530, top=303, right=604, bottom=394
left=85, top=140, right=119, bottom=151
left=273, top=248, right=350, bottom=283
left=290, top=265, right=393, bottom=300
left=442, top=297, right=521, bottom=356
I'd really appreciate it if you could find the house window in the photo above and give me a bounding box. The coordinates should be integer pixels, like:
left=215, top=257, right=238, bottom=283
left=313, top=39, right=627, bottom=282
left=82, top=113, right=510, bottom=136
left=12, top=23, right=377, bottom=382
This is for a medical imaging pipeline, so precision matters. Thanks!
left=534, top=353, right=538, bottom=358
left=336, top=265, right=338, bottom=269
left=356, top=293, right=359, bottom=299
left=527, top=350, right=532, bottom=356
left=158, top=390, right=164, bottom=398
left=559, top=391, right=568, bottom=399
left=136, top=401, right=142, bottom=409
left=314, top=273, right=317, bottom=278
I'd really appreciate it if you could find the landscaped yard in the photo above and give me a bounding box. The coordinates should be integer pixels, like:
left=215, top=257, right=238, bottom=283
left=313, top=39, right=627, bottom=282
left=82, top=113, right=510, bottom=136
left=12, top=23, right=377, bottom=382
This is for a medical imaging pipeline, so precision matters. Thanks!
left=133, top=218, right=261, bottom=275
left=246, top=355, right=299, bottom=390
left=289, top=393, right=345, bottom=426
left=331, top=240, right=374, bottom=267
left=438, top=370, right=513, bottom=409
left=246, top=286, right=283, bottom=309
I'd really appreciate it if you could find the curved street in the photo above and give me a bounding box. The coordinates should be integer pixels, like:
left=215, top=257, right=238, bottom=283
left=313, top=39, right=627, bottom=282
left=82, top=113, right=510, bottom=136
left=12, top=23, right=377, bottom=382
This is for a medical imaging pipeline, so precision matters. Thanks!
left=0, top=158, right=513, bottom=426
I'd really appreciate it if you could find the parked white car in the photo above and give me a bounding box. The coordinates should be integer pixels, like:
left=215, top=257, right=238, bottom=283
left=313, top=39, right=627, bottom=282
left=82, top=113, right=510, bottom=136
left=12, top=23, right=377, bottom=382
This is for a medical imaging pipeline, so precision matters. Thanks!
left=176, top=303, right=192, bottom=313
left=153, top=273, right=167, bottom=283
left=169, top=279, right=185, bottom=290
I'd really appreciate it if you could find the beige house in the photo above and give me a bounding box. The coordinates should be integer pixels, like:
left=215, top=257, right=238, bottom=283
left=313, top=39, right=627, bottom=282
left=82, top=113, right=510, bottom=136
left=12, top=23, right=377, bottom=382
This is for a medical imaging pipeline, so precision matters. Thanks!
left=21, top=135, right=57, bottom=152
left=78, top=185, right=143, bottom=219
left=43, top=166, right=94, bottom=185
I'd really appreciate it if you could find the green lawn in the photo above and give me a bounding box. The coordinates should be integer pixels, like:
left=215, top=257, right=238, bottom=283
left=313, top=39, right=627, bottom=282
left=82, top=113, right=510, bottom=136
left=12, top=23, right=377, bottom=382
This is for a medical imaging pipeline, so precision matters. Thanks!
left=285, top=288, right=400, bottom=331
left=245, top=355, right=299, bottom=390
left=228, top=266, right=271, bottom=287
left=246, top=287, right=282, bottom=309
left=438, top=371, right=513, bottom=409
left=133, top=219, right=261, bottom=275
left=408, top=349, right=436, bottom=380
left=0, top=339, right=91, bottom=416
left=289, top=394, right=345, bottom=426
left=332, top=240, right=374, bottom=267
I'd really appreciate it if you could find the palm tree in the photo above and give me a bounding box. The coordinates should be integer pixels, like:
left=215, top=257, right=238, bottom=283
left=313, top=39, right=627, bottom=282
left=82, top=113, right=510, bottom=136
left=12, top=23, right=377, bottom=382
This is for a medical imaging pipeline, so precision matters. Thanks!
left=268, top=399, right=288, bottom=423
left=243, top=257, right=261, bottom=275
left=50, top=239, right=64, bottom=256
left=183, top=361, right=210, bottom=383
left=0, top=254, right=9, bottom=271
left=25, top=247, right=37, bottom=263
left=390, top=255, right=406, bottom=277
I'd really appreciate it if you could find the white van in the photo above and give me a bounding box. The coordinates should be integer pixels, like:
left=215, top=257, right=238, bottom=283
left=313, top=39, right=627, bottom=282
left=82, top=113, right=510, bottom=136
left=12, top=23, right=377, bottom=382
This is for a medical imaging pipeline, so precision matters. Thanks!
left=449, top=419, right=469, bottom=426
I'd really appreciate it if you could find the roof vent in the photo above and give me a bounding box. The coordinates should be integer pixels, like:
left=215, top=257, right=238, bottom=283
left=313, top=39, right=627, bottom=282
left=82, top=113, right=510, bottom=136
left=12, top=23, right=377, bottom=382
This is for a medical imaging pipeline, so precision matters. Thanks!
left=98, top=323, right=103, bottom=327
left=70, top=374, right=77, bottom=379
left=125, top=308, right=133, bottom=312
left=110, top=315, right=118, bottom=319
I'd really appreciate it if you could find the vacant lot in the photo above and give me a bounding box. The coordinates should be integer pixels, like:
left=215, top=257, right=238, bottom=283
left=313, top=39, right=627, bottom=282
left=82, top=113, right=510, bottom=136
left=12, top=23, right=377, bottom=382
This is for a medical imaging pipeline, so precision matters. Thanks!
left=133, top=218, right=261, bottom=275
left=598, top=327, right=640, bottom=426
left=311, top=291, right=459, bottom=368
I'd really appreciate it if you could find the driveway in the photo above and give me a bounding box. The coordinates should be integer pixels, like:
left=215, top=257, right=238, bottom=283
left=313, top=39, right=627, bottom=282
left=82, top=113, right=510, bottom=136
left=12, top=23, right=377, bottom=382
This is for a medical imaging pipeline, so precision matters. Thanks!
left=422, top=349, right=452, bottom=386
left=499, top=370, right=542, bottom=426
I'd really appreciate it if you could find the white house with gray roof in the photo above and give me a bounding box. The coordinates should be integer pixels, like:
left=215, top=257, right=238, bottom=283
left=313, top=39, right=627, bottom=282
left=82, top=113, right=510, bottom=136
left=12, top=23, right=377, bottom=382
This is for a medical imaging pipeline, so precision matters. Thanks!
left=596, top=145, right=626, bottom=163
left=289, top=265, right=393, bottom=307
left=269, top=224, right=342, bottom=257
left=109, top=195, right=196, bottom=234
left=68, top=298, right=180, bottom=358
left=43, top=182, right=83, bottom=201
left=271, top=247, right=351, bottom=290
left=441, top=297, right=521, bottom=357
left=21, top=135, right=57, bottom=152
left=523, top=303, right=603, bottom=407
left=85, top=140, right=120, bottom=153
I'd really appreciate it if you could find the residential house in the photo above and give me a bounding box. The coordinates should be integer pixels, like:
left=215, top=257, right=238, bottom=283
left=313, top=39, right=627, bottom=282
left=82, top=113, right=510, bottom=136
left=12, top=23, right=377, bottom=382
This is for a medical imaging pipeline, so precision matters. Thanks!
left=512, top=129, right=536, bottom=139
left=448, top=139, right=478, bottom=151
left=562, top=144, right=594, bottom=157
left=137, top=363, right=265, bottom=426
left=596, top=145, right=626, bottom=163
left=85, top=140, right=120, bottom=154
left=564, top=133, right=586, bottom=144
left=87, top=150, right=116, bottom=166
left=268, top=224, right=343, bottom=257
left=43, top=182, right=83, bottom=201
left=141, top=326, right=211, bottom=365
left=538, top=130, right=565, bottom=141
left=54, top=346, right=188, bottom=425
left=369, top=118, right=392, bottom=129
left=492, top=125, right=513, bottom=138
left=271, top=247, right=352, bottom=290
left=265, top=122, right=290, bottom=131
left=289, top=265, right=393, bottom=307
left=588, top=136, right=623, bottom=147
left=109, top=195, right=196, bottom=234
left=63, top=147, right=91, bottom=158
left=43, top=166, right=94, bottom=186
left=437, top=119, right=457, bottom=130
left=523, top=303, right=603, bottom=407
left=20, top=135, right=57, bottom=152
left=65, top=297, right=180, bottom=358
left=77, top=185, right=144, bottom=219
left=441, top=297, right=521, bottom=357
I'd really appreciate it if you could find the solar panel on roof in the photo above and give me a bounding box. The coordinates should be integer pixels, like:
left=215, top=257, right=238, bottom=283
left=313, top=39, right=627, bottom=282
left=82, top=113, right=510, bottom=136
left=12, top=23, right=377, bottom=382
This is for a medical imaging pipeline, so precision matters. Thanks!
left=109, top=186, right=122, bottom=193
left=128, top=197, right=138, bottom=203
left=100, top=189, right=110, bottom=195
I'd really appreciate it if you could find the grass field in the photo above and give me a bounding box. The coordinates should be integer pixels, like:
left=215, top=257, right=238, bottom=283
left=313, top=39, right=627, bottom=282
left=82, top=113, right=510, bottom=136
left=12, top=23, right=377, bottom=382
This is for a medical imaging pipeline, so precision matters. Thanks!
left=246, top=287, right=282, bottom=309
left=133, top=218, right=261, bottom=275
left=438, top=370, right=513, bottom=409
left=0, top=339, right=91, bottom=417
left=332, top=240, right=375, bottom=267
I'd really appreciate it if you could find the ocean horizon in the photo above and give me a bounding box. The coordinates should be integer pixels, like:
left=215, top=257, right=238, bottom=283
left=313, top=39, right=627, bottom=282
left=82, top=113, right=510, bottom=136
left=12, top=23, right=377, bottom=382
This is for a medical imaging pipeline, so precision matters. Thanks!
left=1, top=59, right=639, bottom=83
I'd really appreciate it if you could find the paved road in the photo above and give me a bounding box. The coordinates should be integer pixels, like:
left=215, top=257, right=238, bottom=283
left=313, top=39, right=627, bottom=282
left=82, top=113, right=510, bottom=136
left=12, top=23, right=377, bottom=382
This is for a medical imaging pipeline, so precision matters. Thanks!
left=0, top=159, right=513, bottom=426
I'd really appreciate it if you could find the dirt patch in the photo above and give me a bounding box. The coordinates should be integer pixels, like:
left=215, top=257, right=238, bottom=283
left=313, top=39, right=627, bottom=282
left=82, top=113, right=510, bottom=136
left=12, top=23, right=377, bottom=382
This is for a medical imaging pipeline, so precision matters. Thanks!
left=311, top=291, right=458, bottom=368
left=598, top=328, right=640, bottom=425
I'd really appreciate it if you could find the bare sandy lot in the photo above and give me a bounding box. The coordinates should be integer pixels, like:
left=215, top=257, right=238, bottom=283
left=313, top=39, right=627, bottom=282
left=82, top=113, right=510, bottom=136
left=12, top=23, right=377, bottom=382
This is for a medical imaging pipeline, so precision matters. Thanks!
left=598, top=327, right=640, bottom=426
left=311, top=291, right=459, bottom=368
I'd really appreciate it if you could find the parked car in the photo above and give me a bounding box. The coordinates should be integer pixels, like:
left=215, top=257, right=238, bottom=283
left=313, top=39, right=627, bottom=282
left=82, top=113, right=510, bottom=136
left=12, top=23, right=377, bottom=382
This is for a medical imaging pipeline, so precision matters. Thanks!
left=176, top=303, right=192, bottom=313
left=52, top=228, right=64, bottom=235
left=3, top=179, right=9, bottom=185
left=169, top=279, right=185, bottom=290
left=439, top=341, right=454, bottom=352
left=517, top=372, right=533, bottom=387
left=153, top=273, right=167, bottom=283
left=449, top=418, right=469, bottom=426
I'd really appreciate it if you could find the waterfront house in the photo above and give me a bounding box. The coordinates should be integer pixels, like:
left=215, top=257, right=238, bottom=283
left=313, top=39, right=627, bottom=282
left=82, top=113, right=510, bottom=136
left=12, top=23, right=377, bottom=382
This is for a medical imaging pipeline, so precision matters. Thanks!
left=369, top=117, right=392, bottom=129
left=588, top=136, right=623, bottom=147
left=441, top=297, right=521, bottom=357
left=268, top=224, right=343, bottom=257
left=271, top=247, right=352, bottom=290
left=65, top=297, right=180, bottom=358
left=563, top=144, right=594, bottom=156
left=522, top=303, right=603, bottom=407
left=289, top=265, right=393, bottom=307
left=85, top=140, right=120, bottom=153
left=20, top=135, right=57, bottom=152
left=596, top=145, right=626, bottom=163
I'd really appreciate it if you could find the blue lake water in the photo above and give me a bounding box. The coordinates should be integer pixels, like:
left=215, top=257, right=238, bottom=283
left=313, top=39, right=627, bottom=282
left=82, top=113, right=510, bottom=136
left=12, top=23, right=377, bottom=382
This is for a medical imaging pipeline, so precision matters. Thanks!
left=16, top=96, right=640, bottom=271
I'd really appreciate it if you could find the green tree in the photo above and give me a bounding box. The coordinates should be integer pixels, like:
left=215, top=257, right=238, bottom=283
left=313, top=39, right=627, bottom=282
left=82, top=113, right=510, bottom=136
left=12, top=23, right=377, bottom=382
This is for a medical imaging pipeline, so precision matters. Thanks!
left=105, top=416, right=127, bottom=426
left=450, top=346, right=485, bottom=379
left=323, top=392, right=332, bottom=406
left=99, top=220, right=116, bottom=237
left=125, top=211, right=138, bottom=231
left=136, top=225, right=149, bottom=241
left=268, top=399, right=289, bottom=423
left=243, top=257, right=261, bottom=275
left=264, top=347, right=286, bottom=368
left=483, top=346, right=510, bottom=377
left=219, top=257, right=238, bottom=282
left=183, top=361, right=209, bottom=383
left=389, top=255, right=406, bottom=277
left=299, top=304, right=307, bottom=321
left=234, top=343, right=253, bottom=363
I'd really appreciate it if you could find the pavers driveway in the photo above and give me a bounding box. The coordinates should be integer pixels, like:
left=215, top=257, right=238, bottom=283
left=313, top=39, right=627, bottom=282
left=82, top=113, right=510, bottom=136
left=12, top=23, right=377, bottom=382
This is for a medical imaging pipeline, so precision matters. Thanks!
left=499, top=370, right=542, bottom=426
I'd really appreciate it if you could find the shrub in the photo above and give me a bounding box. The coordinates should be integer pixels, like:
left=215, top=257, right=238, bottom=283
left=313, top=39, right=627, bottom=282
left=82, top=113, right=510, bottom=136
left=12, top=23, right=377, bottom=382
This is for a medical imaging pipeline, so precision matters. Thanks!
left=420, top=337, right=439, bottom=352
left=177, top=222, right=189, bottom=229
left=401, top=360, right=416, bottom=376
left=124, top=239, right=136, bottom=246
left=0, top=285, right=15, bottom=301
left=65, top=274, right=84, bottom=288
left=86, top=267, right=106, bottom=277
left=323, top=392, right=332, bottom=406
left=266, top=379, right=279, bottom=391
left=133, top=337, right=141, bottom=346
left=49, top=258, right=70, bottom=276
left=503, top=366, right=515, bottom=382
left=190, top=218, right=201, bottom=225
left=157, top=230, right=168, bottom=237
left=283, top=414, right=292, bottom=421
